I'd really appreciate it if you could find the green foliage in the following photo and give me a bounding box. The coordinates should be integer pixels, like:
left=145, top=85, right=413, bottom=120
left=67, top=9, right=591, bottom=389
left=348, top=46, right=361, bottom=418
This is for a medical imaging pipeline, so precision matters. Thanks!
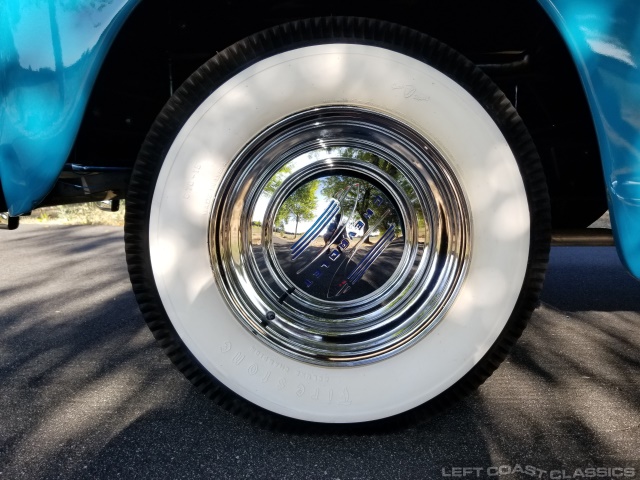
left=22, top=202, right=125, bottom=226
left=320, top=148, right=401, bottom=239
left=276, top=180, right=319, bottom=237
left=263, top=164, right=293, bottom=197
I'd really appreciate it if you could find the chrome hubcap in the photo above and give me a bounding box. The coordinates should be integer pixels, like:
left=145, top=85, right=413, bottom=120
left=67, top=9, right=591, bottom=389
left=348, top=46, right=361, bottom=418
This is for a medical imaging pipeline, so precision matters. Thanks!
left=210, top=106, right=470, bottom=366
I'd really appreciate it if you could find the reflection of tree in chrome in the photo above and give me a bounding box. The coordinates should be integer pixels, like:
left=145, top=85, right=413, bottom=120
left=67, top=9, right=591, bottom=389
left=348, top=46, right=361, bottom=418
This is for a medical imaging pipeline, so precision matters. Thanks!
left=263, top=164, right=292, bottom=197
left=275, top=180, right=319, bottom=238
left=321, top=148, right=401, bottom=242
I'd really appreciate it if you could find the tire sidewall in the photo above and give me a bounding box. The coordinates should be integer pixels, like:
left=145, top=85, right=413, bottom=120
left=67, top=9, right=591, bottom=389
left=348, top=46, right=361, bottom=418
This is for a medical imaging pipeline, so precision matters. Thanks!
left=143, top=43, right=531, bottom=423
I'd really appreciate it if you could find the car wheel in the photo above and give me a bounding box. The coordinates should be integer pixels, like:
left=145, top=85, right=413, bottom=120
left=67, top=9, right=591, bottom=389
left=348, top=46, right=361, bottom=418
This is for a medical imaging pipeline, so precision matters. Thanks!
left=124, top=17, right=550, bottom=429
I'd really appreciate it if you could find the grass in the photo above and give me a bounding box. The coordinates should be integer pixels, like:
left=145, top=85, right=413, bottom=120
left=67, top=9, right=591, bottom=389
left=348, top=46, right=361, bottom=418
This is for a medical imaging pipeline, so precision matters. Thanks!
left=20, top=202, right=125, bottom=226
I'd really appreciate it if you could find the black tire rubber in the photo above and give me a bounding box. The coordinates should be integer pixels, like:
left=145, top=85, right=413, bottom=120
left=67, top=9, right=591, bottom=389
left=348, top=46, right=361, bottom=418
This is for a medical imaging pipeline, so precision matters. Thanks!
left=124, top=16, right=551, bottom=432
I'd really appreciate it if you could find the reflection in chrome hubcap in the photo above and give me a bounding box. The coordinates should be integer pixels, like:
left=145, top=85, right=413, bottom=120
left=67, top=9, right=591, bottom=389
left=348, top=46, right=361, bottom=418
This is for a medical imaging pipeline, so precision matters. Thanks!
left=271, top=171, right=404, bottom=302
left=210, top=106, right=470, bottom=366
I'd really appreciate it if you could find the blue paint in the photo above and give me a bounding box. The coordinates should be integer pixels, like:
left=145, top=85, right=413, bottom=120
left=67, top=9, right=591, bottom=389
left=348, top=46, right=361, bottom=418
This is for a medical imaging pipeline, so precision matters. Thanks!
left=1, top=0, right=639, bottom=279
left=539, top=0, right=640, bottom=277
left=0, top=0, right=140, bottom=215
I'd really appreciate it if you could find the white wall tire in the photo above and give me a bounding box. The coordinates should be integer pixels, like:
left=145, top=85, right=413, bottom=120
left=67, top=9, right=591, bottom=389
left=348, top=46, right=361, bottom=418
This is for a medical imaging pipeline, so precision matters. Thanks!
left=125, top=17, right=550, bottom=429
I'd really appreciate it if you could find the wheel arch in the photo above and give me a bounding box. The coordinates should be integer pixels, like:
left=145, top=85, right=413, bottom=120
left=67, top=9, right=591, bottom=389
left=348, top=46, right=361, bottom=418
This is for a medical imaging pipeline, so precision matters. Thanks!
left=538, top=0, right=640, bottom=277
left=71, top=0, right=606, bottom=227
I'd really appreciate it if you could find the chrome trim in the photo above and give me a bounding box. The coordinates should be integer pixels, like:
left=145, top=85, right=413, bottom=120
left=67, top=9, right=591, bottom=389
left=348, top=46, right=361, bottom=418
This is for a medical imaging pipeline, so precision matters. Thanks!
left=209, top=106, right=471, bottom=366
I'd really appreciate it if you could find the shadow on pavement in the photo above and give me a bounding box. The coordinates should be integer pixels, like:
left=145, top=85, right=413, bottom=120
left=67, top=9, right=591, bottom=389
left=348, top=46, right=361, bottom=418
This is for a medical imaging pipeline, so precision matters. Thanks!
left=541, top=246, right=640, bottom=312
left=0, top=227, right=637, bottom=479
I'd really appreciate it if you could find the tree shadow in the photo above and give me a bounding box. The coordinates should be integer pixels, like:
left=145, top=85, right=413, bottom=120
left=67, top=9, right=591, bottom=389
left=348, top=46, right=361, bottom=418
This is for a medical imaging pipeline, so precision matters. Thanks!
left=541, top=246, right=640, bottom=311
left=0, top=228, right=637, bottom=479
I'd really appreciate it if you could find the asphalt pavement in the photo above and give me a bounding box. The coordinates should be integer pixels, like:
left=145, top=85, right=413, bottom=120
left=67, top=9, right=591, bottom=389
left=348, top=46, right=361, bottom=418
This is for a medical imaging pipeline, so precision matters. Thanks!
left=0, top=225, right=638, bottom=480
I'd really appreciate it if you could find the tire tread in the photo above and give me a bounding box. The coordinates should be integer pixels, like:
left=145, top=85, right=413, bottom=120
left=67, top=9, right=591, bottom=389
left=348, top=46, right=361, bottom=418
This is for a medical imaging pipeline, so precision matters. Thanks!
left=124, top=16, right=551, bottom=433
